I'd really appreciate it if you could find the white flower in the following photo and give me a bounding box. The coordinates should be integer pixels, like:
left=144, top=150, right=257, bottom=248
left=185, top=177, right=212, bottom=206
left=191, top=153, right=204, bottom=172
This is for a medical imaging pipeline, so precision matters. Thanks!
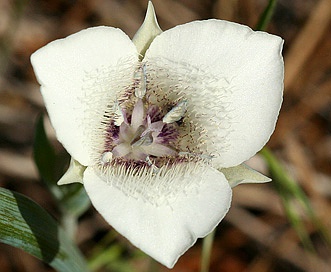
left=31, top=2, right=283, bottom=268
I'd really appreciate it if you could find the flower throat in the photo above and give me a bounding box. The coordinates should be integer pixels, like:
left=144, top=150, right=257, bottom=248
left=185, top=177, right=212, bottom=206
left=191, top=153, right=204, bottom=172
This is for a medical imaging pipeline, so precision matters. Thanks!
left=99, top=63, right=189, bottom=171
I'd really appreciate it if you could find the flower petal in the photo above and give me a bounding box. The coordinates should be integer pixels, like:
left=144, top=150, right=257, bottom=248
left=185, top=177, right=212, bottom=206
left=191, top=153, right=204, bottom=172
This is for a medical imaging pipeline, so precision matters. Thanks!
left=144, top=20, right=284, bottom=167
left=83, top=165, right=232, bottom=268
left=219, top=163, right=271, bottom=188
left=31, top=27, right=138, bottom=166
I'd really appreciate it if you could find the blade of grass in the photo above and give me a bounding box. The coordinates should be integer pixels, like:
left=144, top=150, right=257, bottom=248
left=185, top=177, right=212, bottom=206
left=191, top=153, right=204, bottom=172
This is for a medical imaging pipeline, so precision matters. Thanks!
left=260, top=147, right=328, bottom=251
left=34, top=115, right=62, bottom=198
left=255, top=0, right=278, bottom=31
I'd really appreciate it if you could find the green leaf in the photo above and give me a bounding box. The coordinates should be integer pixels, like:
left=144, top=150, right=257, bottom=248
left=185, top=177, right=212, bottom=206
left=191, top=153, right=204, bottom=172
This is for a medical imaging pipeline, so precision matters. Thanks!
left=0, top=187, right=88, bottom=272
left=33, top=114, right=62, bottom=198
left=88, top=244, right=123, bottom=271
left=255, top=0, right=277, bottom=31
left=34, top=114, right=56, bottom=183
left=34, top=115, right=90, bottom=218
left=61, top=183, right=90, bottom=217
left=260, top=148, right=316, bottom=251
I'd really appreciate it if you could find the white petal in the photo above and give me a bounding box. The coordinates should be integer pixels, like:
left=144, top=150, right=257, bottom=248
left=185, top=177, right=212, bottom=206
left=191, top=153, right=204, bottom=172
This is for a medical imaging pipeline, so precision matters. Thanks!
left=219, top=163, right=271, bottom=188
left=144, top=20, right=284, bottom=167
left=83, top=165, right=232, bottom=268
left=31, top=27, right=138, bottom=166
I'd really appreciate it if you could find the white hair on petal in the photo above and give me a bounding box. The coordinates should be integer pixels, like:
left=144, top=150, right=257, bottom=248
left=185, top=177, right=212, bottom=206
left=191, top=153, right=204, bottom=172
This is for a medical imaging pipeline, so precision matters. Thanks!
left=77, top=55, right=140, bottom=163
left=95, top=160, right=208, bottom=206
left=77, top=56, right=234, bottom=204
left=144, top=57, right=236, bottom=160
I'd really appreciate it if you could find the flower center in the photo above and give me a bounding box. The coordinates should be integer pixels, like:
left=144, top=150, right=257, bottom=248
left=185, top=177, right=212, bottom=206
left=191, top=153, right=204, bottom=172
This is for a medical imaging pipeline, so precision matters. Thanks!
left=111, top=98, right=181, bottom=161
left=92, top=61, right=215, bottom=205
left=99, top=63, right=190, bottom=170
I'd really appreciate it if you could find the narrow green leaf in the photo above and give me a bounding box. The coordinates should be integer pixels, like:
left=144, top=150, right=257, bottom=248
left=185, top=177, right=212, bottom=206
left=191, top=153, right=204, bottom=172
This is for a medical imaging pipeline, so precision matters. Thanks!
left=34, top=115, right=90, bottom=218
left=255, top=0, right=277, bottom=31
left=34, top=114, right=56, bottom=182
left=61, top=183, right=90, bottom=217
left=0, top=187, right=88, bottom=272
left=88, top=244, right=123, bottom=271
left=33, top=115, right=62, bottom=198
left=260, top=148, right=316, bottom=251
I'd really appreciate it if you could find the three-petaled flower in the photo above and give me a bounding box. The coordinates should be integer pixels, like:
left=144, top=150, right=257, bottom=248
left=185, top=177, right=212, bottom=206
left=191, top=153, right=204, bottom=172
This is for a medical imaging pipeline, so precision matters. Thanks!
left=31, top=2, right=283, bottom=268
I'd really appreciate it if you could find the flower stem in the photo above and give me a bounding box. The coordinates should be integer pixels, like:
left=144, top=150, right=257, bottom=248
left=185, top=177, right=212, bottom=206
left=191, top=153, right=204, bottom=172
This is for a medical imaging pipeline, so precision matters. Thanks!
left=147, top=256, right=160, bottom=272
left=200, top=229, right=216, bottom=272
left=62, top=212, right=77, bottom=240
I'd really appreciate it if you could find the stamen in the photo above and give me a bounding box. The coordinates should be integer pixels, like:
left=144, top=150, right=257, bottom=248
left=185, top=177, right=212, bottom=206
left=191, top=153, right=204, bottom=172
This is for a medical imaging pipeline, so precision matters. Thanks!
left=100, top=151, right=113, bottom=164
left=163, top=101, right=188, bottom=124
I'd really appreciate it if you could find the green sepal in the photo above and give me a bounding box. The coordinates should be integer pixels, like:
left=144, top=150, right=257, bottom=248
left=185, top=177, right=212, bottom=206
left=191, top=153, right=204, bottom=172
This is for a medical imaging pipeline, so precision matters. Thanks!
left=219, top=163, right=271, bottom=188
left=58, top=158, right=86, bottom=185
left=132, top=1, right=162, bottom=58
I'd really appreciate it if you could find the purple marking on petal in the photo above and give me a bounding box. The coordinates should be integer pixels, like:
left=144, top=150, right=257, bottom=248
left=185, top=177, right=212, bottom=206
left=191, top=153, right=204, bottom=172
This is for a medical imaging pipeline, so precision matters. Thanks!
left=157, top=123, right=179, bottom=144
left=147, top=105, right=163, bottom=122
left=104, top=121, right=120, bottom=150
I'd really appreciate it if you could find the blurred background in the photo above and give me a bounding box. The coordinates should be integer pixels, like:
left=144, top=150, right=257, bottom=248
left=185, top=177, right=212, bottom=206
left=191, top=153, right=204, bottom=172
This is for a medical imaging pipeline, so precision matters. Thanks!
left=0, top=0, right=331, bottom=271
